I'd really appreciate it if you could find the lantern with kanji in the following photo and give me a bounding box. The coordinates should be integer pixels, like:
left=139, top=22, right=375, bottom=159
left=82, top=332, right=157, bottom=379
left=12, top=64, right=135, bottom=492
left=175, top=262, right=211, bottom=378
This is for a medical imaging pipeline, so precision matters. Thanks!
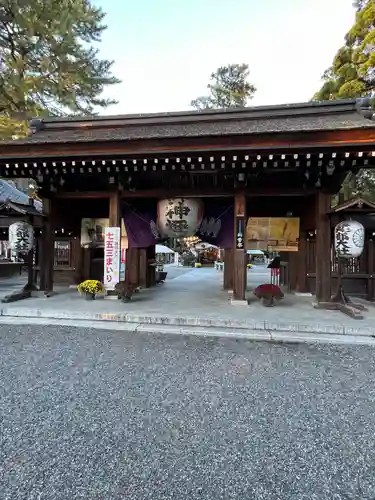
left=334, top=220, right=365, bottom=258
left=8, top=222, right=34, bottom=253
left=157, top=198, right=204, bottom=238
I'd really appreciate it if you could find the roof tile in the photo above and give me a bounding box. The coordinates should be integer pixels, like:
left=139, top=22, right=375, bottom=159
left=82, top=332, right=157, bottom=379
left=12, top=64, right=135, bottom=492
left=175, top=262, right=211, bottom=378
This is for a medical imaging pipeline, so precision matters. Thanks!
left=0, top=179, right=42, bottom=211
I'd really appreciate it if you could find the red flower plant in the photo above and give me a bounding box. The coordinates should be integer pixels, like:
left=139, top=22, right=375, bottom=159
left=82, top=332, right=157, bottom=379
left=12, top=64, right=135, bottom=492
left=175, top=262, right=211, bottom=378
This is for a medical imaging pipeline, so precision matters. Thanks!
left=254, top=283, right=284, bottom=307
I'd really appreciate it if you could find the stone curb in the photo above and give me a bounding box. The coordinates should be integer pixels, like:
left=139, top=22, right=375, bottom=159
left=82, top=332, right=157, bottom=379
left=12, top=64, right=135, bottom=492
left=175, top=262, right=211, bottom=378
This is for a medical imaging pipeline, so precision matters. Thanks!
left=1, top=307, right=375, bottom=337
left=1, top=317, right=375, bottom=346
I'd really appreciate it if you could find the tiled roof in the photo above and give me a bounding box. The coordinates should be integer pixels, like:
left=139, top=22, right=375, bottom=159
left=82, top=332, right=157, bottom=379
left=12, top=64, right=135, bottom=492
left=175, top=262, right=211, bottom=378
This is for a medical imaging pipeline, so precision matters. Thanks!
left=3, top=98, right=375, bottom=146
left=0, top=179, right=42, bottom=212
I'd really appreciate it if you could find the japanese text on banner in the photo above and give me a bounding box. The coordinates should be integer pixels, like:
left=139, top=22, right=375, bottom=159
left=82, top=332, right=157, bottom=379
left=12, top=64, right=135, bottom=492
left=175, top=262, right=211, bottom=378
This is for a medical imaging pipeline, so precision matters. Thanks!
left=104, top=227, right=120, bottom=289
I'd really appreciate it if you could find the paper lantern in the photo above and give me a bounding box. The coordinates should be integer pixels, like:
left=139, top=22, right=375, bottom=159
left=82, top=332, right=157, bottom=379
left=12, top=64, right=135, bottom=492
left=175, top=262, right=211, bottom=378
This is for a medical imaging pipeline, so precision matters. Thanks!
left=334, top=220, right=365, bottom=258
left=157, top=198, right=204, bottom=238
left=8, top=222, right=34, bottom=253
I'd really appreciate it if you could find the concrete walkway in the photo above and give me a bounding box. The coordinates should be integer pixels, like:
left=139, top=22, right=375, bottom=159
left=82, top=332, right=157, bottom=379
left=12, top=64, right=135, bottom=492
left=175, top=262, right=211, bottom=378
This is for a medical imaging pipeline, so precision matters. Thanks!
left=1, top=266, right=375, bottom=337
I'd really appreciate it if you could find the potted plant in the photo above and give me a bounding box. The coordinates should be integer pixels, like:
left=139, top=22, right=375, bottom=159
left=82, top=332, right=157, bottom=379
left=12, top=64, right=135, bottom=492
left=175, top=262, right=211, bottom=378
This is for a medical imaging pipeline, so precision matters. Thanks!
left=77, top=279, right=105, bottom=300
left=115, top=281, right=139, bottom=302
left=253, top=283, right=284, bottom=307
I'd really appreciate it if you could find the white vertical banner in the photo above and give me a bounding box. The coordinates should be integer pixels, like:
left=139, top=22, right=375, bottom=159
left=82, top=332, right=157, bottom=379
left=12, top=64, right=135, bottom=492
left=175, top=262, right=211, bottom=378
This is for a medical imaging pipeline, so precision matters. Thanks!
left=104, top=227, right=121, bottom=290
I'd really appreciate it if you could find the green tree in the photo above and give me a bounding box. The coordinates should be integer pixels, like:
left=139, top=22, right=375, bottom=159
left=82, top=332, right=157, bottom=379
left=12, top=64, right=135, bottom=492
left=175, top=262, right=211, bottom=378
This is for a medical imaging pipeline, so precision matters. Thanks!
left=339, top=170, right=375, bottom=201
left=191, top=64, right=256, bottom=110
left=313, top=0, right=374, bottom=102
left=0, top=0, right=120, bottom=122
left=313, top=0, right=375, bottom=202
left=0, top=115, right=27, bottom=140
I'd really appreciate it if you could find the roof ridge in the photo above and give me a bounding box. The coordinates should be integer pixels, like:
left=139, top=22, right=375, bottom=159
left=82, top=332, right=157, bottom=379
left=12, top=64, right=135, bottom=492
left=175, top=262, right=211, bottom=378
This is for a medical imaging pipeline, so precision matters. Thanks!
left=332, top=195, right=375, bottom=212
left=29, top=99, right=363, bottom=133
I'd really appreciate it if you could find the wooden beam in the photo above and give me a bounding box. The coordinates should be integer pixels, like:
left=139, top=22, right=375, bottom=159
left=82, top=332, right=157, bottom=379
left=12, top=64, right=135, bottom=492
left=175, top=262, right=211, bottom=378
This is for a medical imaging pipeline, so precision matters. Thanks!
left=52, top=188, right=316, bottom=200
left=1, top=128, right=375, bottom=159
left=54, top=191, right=111, bottom=199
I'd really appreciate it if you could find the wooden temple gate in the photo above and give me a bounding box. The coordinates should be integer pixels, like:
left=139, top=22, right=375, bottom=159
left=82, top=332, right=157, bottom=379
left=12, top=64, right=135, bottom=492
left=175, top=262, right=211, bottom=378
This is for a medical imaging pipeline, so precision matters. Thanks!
left=0, top=98, right=374, bottom=304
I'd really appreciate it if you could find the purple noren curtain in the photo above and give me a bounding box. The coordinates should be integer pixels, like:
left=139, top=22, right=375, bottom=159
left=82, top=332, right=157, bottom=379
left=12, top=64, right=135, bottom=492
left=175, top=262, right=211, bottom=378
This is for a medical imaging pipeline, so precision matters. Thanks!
left=196, top=201, right=234, bottom=248
left=122, top=200, right=234, bottom=249
left=122, top=201, right=158, bottom=248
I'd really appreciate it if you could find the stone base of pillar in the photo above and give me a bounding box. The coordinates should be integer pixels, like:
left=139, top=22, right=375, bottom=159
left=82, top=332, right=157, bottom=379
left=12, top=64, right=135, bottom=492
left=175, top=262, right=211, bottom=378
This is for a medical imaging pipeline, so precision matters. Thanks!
left=104, top=294, right=118, bottom=300
left=230, top=299, right=249, bottom=306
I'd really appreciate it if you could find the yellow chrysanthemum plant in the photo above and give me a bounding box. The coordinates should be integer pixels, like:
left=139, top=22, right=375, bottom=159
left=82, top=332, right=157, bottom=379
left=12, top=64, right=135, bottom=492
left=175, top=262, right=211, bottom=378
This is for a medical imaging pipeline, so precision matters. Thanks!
left=77, top=280, right=105, bottom=296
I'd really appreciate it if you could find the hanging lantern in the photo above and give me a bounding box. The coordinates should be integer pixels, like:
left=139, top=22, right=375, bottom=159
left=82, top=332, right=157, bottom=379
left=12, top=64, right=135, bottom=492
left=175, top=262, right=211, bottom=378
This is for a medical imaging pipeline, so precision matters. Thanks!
left=8, top=222, right=34, bottom=253
left=157, top=198, right=204, bottom=238
left=334, top=220, right=365, bottom=258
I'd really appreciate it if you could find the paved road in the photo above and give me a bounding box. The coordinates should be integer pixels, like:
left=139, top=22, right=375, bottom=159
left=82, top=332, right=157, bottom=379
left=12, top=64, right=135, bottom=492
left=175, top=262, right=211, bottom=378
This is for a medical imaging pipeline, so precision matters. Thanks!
left=1, top=325, right=375, bottom=499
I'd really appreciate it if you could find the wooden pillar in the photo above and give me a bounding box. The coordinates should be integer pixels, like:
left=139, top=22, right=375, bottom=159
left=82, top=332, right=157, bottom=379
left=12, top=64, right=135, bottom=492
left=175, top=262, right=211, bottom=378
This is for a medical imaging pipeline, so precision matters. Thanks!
left=146, top=245, right=156, bottom=287
left=139, top=248, right=148, bottom=287
left=109, top=191, right=121, bottom=227
left=315, top=191, right=332, bottom=302
left=295, top=231, right=308, bottom=293
left=223, top=248, right=233, bottom=290
left=25, top=247, right=35, bottom=291
left=109, top=191, right=121, bottom=285
left=233, top=192, right=247, bottom=301
left=282, top=252, right=293, bottom=292
left=125, top=248, right=140, bottom=286
left=82, top=248, right=91, bottom=281
left=40, top=198, right=55, bottom=293
left=71, top=237, right=82, bottom=284
left=367, top=238, right=374, bottom=301
left=38, top=234, right=46, bottom=291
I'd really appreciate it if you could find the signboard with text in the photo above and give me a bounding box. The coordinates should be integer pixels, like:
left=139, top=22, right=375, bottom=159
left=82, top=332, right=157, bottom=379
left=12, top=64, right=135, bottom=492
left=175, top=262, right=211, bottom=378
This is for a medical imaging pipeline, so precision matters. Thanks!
left=104, top=227, right=121, bottom=289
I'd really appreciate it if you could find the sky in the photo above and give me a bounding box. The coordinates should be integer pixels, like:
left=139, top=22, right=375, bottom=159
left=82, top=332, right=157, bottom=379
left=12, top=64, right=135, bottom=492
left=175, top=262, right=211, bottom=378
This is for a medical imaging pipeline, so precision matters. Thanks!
left=93, top=0, right=356, bottom=115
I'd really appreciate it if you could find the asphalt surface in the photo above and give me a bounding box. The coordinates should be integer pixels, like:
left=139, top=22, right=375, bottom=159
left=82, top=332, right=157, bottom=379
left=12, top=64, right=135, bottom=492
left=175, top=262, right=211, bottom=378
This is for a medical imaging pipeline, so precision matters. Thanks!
left=1, top=325, right=375, bottom=499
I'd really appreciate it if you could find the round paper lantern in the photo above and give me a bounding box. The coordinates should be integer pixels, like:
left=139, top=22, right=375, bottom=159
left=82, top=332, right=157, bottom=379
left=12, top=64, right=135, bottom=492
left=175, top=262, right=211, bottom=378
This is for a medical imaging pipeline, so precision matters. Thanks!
left=157, top=198, right=204, bottom=238
left=8, top=222, right=34, bottom=253
left=334, top=220, right=365, bottom=258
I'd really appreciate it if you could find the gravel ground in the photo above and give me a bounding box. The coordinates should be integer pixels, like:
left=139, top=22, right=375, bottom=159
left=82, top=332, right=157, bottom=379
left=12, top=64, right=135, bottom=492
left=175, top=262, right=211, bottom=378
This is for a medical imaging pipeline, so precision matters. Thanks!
left=1, top=325, right=375, bottom=499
